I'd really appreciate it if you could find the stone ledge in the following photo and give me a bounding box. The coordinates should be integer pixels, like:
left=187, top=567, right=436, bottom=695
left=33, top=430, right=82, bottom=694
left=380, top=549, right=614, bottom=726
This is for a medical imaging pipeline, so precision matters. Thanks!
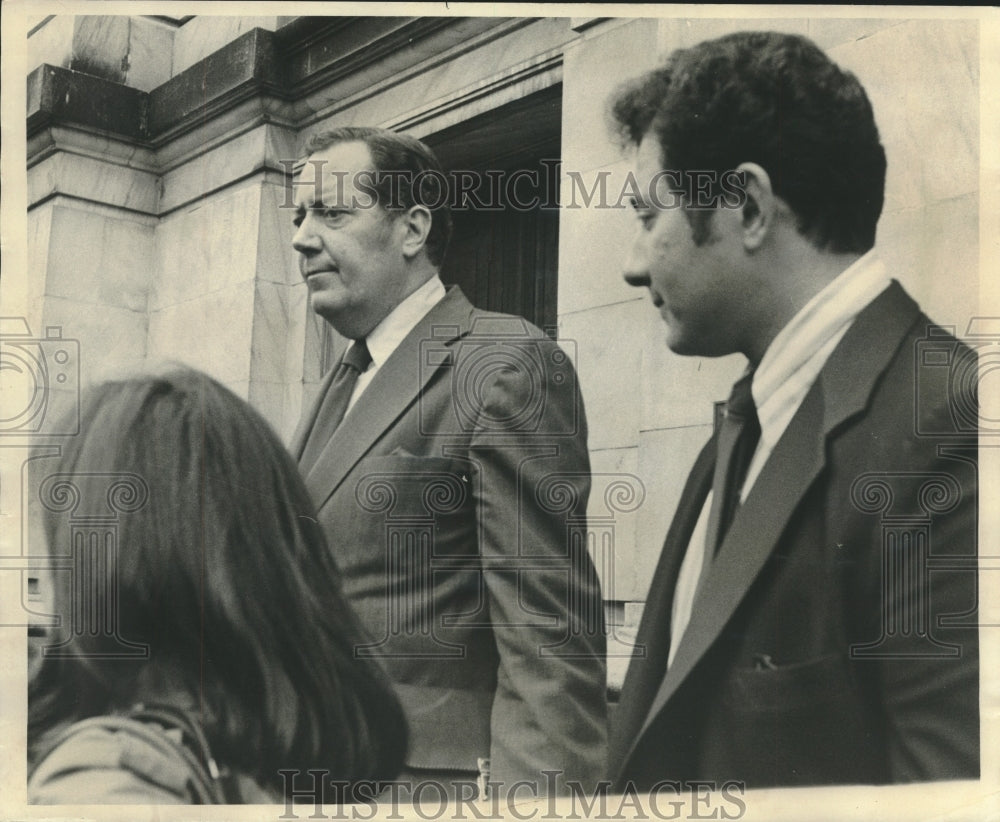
left=148, top=27, right=281, bottom=139
left=27, top=64, right=149, bottom=142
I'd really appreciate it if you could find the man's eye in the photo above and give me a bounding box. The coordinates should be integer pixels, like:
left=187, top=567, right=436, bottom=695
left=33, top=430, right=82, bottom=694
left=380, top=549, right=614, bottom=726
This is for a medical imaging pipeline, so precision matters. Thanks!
left=321, top=208, right=348, bottom=223
left=636, top=211, right=656, bottom=228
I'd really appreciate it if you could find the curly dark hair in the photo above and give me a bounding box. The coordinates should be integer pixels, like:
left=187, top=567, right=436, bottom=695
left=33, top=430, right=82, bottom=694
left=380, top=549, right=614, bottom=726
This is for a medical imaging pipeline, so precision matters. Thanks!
left=610, top=31, right=886, bottom=254
left=305, top=126, right=454, bottom=267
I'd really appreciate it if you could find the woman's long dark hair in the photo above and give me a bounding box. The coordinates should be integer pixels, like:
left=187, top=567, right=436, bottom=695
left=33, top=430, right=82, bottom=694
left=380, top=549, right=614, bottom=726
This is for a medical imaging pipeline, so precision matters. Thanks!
left=28, top=367, right=407, bottom=797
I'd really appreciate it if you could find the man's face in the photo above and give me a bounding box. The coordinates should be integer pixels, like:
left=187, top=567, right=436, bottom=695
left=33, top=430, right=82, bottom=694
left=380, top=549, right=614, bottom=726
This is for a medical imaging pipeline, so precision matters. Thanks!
left=292, top=141, right=409, bottom=340
left=623, top=135, right=743, bottom=357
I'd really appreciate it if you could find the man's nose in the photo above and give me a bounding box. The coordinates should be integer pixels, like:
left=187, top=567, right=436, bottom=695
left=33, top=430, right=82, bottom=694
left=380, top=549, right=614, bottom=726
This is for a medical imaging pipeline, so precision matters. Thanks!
left=291, top=217, right=320, bottom=255
left=622, top=234, right=650, bottom=288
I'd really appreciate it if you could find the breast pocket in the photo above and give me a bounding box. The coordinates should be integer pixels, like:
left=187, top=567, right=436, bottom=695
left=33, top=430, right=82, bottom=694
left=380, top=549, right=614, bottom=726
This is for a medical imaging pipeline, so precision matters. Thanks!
left=725, top=652, right=855, bottom=712
left=711, top=653, right=872, bottom=784
left=356, top=454, right=471, bottom=517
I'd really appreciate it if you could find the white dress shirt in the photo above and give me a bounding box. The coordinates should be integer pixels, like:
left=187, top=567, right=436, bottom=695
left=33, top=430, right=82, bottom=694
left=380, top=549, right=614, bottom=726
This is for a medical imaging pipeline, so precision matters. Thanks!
left=346, top=275, right=446, bottom=412
left=667, top=252, right=891, bottom=667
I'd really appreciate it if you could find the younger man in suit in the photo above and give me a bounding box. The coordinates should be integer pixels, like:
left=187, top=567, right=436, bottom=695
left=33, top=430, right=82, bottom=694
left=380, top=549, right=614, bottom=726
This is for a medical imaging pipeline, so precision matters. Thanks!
left=288, top=128, right=606, bottom=798
left=608, top=31, right=978, bottom=788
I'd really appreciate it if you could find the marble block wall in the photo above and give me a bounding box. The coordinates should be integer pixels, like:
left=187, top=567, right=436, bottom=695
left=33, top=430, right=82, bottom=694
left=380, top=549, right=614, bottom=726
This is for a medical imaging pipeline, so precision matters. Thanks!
left=27, top=105, right=303, bottom=441
left=27, top=15, right=176, bottom=92
left=26, top=198, right=156, bottom=387
left=826, top=19, right=979, bottom=332
left=147, top=184, right=260, bottom=385
left=558, top=19, right=741, bottom=615
left=556, top=15, right=981, bottom=636
left=147, top=167, right=305, bottom=440
left=172, top=16, right=291, bottom=76
left=19, top=198, right=154, bottom=469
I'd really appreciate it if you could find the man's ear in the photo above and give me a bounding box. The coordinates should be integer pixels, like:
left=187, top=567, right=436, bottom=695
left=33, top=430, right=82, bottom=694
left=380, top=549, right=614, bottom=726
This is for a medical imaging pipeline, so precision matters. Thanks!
left=734, top=162, right=775, bottom=252
left=400, top=205, right=433, bottom=259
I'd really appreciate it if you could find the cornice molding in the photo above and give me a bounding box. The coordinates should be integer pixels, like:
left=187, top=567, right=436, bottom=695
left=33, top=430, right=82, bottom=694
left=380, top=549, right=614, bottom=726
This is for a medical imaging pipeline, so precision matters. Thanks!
left=148, top=28, right=283, bottom=141
left=26, top=17, right=515, bottom=164
left=386, top=51, right=563, bottom=137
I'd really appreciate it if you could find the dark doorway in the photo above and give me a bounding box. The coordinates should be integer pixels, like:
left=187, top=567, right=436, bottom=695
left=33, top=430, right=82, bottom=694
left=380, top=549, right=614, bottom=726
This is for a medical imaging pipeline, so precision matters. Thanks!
left=425, top=85, right=562, bottom=336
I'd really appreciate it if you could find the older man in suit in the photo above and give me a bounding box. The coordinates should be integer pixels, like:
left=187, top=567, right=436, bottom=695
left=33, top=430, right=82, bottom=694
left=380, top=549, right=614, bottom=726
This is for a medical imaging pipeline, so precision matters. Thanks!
left=608, top=32, right=978, bottom=789
left=288, top=127, right=606, bottom=798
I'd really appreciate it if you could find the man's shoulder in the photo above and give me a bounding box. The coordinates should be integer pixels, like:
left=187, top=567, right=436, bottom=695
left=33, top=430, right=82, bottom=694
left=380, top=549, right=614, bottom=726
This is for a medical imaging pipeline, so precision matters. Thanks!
left=898, top=308, right=978, bottom=438
left=874, top=282, right=976, bottom=399
left=859, top=278, right=970, bottom=355
left=831, top=281, right=977, bottom=443
left=431, top=286, right=558, bottom=345
left=465, top=305, right=551, bottom=342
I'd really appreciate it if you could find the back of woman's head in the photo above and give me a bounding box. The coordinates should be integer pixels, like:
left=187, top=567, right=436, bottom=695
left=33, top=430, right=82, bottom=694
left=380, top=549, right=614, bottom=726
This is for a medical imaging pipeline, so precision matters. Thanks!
left=30, top=367, right=406, bottom=795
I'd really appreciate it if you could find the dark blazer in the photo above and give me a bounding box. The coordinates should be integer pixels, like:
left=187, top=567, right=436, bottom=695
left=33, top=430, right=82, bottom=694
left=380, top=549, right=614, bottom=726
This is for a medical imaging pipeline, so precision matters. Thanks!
left=611, top=281, right=979, bottom=789
left=291, top=286, right=607, bottom=790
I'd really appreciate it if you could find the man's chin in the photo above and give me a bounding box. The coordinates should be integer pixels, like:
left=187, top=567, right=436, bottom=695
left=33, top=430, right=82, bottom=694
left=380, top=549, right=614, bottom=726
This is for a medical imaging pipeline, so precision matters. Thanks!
left=664, top=327, right=716, bottom=359
left=310, top=297, right=351, bottom=332
left=666, top=333, right=735, bottom=360
left=663, top=326, right=692, bottom=356
left=312, top=299, right=377, bottom=341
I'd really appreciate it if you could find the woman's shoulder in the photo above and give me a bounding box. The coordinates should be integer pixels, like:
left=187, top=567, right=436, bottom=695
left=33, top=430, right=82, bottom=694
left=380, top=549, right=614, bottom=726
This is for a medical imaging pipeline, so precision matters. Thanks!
left=29, top=717, right=197, bottom=804
left=29, top=715, right=283, bottom=805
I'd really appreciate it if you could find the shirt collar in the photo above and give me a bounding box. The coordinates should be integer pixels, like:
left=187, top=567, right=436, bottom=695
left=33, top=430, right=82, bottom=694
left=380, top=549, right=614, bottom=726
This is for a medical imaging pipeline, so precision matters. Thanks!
left=364, top=275, right=446, bottom=369
left=751, top=250, right=890, bottom=410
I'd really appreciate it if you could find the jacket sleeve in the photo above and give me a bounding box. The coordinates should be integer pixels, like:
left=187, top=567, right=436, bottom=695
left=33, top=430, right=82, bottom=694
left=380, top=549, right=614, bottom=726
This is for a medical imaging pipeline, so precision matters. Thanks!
left=849, top=346, right=979, bottom=782
left=879, top=420, right=978, bottom=780
left=467, top=333, right=608, bottom=794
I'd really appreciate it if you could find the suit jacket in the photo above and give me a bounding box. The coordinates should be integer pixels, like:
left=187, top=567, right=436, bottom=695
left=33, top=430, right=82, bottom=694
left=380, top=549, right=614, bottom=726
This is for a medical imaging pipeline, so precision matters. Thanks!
left=291, top=286, right=607, bottom=791
left=611, top=281, right=979, bottom=789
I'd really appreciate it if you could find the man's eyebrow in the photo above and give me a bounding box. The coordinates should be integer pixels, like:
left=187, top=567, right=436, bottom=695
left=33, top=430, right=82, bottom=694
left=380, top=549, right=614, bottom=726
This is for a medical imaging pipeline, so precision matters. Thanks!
left=310, top=199, right=349, bottom=211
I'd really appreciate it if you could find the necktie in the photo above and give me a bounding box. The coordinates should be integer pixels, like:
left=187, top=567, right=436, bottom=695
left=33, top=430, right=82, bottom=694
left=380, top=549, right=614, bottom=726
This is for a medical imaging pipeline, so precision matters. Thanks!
left=700, top=370, right=760, bottom=576
left=299, top=340, right=372, bottom=476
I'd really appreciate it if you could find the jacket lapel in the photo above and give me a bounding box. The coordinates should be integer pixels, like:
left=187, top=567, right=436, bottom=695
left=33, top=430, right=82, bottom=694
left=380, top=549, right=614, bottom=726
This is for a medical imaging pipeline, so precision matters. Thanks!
left=637, top=383, right=828, bottom=740
left=303, top=286, right=476, bottom=508
left=610, top=436, right=715, bottom=765
left=619, top=279, right=921, bottom=774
